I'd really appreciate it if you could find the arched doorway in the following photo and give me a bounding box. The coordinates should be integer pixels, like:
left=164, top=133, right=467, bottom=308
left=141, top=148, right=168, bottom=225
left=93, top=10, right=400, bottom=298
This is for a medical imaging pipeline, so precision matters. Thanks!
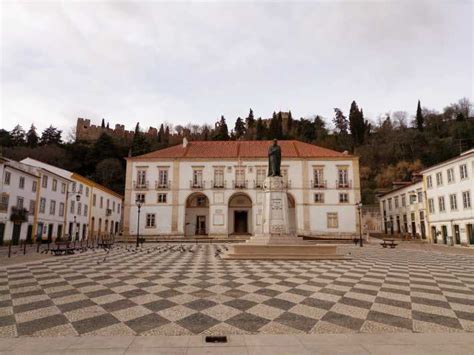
left=287, top=193, right=296, bottom=234
left=185, top=193, right=210, bottom=236
left=228, top=193, right=252, bottom=235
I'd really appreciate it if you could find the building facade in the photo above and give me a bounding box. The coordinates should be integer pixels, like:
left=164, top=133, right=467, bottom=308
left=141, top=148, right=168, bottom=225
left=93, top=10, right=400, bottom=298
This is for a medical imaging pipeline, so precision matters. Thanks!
left=124, top=140, right=361, bottom=238
left=379, top=180, right=428, bottom=239
left=421, top=149, right=474, bottom=246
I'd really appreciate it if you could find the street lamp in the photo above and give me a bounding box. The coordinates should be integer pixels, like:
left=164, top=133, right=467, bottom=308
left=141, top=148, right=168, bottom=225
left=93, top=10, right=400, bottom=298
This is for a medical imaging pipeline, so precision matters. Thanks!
left=135, top=199, right=143, bottom=248
left=65, top=191, right=81, bottom=240
left=356, top=202, right=363, bottom=247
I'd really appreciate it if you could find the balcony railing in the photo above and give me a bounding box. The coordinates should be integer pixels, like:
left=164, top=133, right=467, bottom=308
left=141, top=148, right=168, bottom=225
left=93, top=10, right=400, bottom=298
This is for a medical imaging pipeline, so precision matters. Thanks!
left=155, top=180, right=170, bottom=190
left=105, top=208, right=112, bottom=216
left=336, top=180, right=352, bottom=189
left=190, top=180, right=206, bottom=189
left=10, top=207, right=28, bottom=223
left=211, top=180, right=226, bottom=189
left=233, top=180, right=248, bottom=189
left=255, top=180, right=264, bottom=189
left=311, top=180, right=327, bottom=189
left=133, top=180, right=149, bottom=190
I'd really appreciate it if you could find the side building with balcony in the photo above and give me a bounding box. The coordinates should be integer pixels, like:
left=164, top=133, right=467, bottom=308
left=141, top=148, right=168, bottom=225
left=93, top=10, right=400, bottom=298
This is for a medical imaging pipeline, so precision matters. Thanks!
left=421, top=149, right=474, bottom=246
left=378, top=179, right=428, bottom=239
left=123, top=139, right=361, bottom=238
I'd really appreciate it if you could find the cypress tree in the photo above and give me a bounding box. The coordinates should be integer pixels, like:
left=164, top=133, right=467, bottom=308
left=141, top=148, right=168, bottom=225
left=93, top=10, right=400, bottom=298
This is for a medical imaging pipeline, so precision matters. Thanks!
left=416, top=100, right=424, bottom=131
left=101, top=119, right=105, bottom=128
left=26, top=124, right=39, bottom=147
left=255, top=118, right=266, bottom=140
left=234, top=117, right=246, bottom=140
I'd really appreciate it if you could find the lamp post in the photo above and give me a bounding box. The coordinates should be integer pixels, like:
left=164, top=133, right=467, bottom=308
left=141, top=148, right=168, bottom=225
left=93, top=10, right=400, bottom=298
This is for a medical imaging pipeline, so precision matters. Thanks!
left=136, top=199, right=142, bottom=248
left=65, top=191, right=81, bottom=240
left=356, top=202, right=363, bottom=247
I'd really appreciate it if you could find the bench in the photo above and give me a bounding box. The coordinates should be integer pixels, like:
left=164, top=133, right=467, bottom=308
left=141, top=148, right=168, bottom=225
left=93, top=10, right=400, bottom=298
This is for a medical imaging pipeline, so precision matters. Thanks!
left=381, top=239, right=398, bottom=248
left=51, top=242, right=76, bottom=255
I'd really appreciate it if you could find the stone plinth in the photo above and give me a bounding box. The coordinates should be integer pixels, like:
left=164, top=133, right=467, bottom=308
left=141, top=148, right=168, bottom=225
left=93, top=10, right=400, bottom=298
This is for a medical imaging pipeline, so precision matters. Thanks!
left=223, top=176, right=348, bottom=260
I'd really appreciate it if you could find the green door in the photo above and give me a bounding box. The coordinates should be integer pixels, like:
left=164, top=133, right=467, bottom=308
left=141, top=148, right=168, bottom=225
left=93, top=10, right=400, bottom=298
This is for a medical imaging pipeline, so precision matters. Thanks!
left=12, top=224, right=21, bottom=245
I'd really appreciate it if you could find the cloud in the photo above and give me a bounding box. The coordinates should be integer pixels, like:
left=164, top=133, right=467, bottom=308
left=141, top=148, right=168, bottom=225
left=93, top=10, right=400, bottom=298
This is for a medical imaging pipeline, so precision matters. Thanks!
left=1, top=0, right=472, bottom=134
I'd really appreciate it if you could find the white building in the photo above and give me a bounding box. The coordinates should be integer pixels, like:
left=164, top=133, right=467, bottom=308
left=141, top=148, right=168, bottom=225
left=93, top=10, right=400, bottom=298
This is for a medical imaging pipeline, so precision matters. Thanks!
left=123, top=140, right=361, bottom=238
left=0, top=158, right=39, bottom=244
left=21, top=158, right=123, bottom=241
left=421, top=149, right=474, bottom=246
left=379, top=179, right=428, bottom=239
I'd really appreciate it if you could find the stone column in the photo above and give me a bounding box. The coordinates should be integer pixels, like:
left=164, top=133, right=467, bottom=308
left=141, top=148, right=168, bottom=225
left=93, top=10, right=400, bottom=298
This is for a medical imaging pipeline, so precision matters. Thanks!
left=261, top=176, right=290, bottom=235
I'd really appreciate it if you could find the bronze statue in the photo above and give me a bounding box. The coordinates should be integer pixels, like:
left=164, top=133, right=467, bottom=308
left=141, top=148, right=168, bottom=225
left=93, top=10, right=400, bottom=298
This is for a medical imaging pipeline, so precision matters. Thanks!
left=267, top=139, right=282, bottom=177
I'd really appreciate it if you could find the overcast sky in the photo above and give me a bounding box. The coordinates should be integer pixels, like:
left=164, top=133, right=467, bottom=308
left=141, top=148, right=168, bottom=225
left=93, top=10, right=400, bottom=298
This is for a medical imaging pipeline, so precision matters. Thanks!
left=1, top=0, right=472, bottom=136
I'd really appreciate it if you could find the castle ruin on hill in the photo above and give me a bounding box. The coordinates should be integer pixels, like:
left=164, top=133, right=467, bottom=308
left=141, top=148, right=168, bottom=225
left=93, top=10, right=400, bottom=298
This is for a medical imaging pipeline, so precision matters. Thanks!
left=75, top=118, right=158, bottom=142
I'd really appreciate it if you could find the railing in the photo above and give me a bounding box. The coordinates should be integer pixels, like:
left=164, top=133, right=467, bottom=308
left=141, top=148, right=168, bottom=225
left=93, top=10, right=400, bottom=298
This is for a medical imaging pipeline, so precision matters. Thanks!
left=105, top=208, right=112, bottom=216
left=254, top=180, right=264, bottom=189
left=233, top=180, right=248, bottom=189
left=133, top=180, right=149, bottom=190
left=190, top=180, right=205, bottom=189
left=311, top=180, right=327, bottom=189
left=9, top=207, right=29, bottom=223
left=336, top=180, right=352, bottom=189
left=211, top=180, right=226, bottom=189
left=155, top=180, right=170, bottom=190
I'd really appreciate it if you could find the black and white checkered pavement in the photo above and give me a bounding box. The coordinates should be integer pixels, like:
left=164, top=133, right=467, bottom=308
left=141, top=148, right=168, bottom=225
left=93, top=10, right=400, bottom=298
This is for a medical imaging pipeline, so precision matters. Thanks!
left=0, top=244, right=473, bottom=337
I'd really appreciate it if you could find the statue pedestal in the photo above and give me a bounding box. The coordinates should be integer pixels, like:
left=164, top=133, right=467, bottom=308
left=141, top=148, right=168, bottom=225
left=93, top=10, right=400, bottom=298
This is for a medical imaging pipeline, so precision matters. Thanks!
left=223, top=177, right=348, bottom=260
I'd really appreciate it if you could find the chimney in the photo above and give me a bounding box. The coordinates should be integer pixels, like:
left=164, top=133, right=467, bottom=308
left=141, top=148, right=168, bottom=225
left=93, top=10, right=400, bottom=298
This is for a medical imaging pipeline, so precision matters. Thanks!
left=183, top=137, right=188, bottom=148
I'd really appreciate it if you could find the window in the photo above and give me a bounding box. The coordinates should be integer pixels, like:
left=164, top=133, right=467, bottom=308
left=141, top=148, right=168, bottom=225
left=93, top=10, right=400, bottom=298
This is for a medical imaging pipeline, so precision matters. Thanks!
left=428, top=198, right=435, bottom=214
left=394, top=196, right=399, bottom=208
left=382, top=200, right=386, bottom=213
left=32, top=181, right=37, bottom=192
left=106, top=199, right=110, bottom=209
left=409, top=194, right=417, bottom=204
left=449, top=194, right=458, bottom=211
left=100, top=196, right=103, bottom=208
left=136, top=193, right=145, bottom=203
left=314, top=193, right=324, bottom=203
left=17, top=197, right=24, bottom=209
left=417, top=191, right=423, bottom=203
left=137, top=170, right=147, bottom=187
left=93, top=194, right=97, bottom=206
left=29, top=200, right=35, bottom=215
left=158, top=169, right=169, bottom=188
left=84, top=204, right=88, bottom=216
left=52, top=179, right=57, bottom=191
left=462, top=191, right=471, bottom=209
left=411, top=212, right=415, bottom=222
left=79, top=184, right=83, bottom=194
left=256, top=168, right=266, bottom=188
left=388, top=198, right=392, bottom=210
left=196, top=196, right=207, bottom=206
left=337, top=168, right=349, bottom=188
left=157, top=193, right=167, bottom=203
left=313, top=168, right=324, bottom=187
left=193, top=169, right=203, bottom=187
left=438, top=197, right=446, bottom=213
left=85, top=187, right=89, bottom=197
left=39, top=198, right=46, bottom=213
left=327, top=213, right=338, bottom=228
left=401, top=195, right=406, bottom=207
left=426, top=175, right=432, bottom=188
left=281, top=168, right=288, bottom=184
left=447, top=168, right=455, bottom=183
left=19, top=176, right=25, bottom=189
left=235, top=168, right=245, bottom=188
left=460, top=164, right=468, bottom=179
left=59, top=202, right=65, bottom=217
left=42, top=175, right=48, bottom=188
left=419, top=211, right=424, bottom=221
left=61, top=183, right=66, bottom=194
left=0, top=193, right=10, bottom=212
left=436, top=172, right=443, bottom=186
left=113, top=201, right=116, bottom=211
left=146, top=213, right=156, bottom=228
left=50, top=200, right=56, bottom=215
left=4, top=171, right=11, bottom=185
left=118, top=203, right=120, bottom=212
left=72, top=182, right=76, bottom=192
left=339, top=193, right=349, bottom=203
left=70, top=200, right=75, bottom=214
left=77, top=202, right=82, bottom=215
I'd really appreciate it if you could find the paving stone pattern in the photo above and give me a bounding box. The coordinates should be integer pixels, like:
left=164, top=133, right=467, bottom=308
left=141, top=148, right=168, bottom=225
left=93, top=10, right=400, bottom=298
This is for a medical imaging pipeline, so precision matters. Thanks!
left=1, top=244, right=474, bottom=337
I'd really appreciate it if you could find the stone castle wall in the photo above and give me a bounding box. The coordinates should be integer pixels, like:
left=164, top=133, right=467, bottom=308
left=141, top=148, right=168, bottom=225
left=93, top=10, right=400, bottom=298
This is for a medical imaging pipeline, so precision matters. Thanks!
left=76, top=118, right=157, bottom=142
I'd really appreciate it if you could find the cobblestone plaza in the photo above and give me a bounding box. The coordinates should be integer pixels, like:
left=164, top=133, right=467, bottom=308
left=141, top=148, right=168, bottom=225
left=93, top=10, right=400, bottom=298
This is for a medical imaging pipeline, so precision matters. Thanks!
left=1, top=243, right=474, bottom=337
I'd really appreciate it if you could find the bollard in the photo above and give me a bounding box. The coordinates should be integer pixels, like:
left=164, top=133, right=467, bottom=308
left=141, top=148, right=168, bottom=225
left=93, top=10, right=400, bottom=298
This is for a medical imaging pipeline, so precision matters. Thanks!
left=23, top=241, right=27, bottom=255
left=8, top=243, right=11, bottom=258
left=37, top=241, right=40, bottom=253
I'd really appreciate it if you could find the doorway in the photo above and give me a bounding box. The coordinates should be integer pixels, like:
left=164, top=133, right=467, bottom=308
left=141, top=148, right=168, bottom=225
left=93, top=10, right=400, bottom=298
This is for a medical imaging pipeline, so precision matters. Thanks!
left=234, top=211, right=248, bottom=234
left=26, top=225, right=33, bottom=243
left=0, top=223, right=4, bottom=245
left=420, top=222, right=426, bottom=239
left=468, top=224, right=474, bottom=245
left=57, top=225, right=63, bottom=239
left=195, top=216, right=206, bottom=235
left=48, top=224, right=53, bottom=242
left=12, top=224, right=21, bottom=245
left=431, top=226, right=437, bottom=243
left=441, top=225, right=448, bottom=244
left=454, top=225, right=460, bottom=244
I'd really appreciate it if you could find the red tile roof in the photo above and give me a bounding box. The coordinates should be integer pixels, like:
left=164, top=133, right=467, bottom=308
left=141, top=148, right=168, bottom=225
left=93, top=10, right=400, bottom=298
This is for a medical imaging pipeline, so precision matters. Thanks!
left=130, top=140, right=352, bottom=160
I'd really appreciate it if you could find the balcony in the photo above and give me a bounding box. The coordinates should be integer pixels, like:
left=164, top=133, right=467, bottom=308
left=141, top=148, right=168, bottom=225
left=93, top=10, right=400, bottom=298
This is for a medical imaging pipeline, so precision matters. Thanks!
left=190, top=180, right=206, bottom=189
left=10, top=207, right=28, bottom=223
left=233, top=180, right=248, bottom=189
left=133, top=180, right=149, bottom=190
left=336, top=180, right=352, bottom=189
left=105, top=208, right=112, bottom=216
left=155, top=180, right=170, bottom=190
left=211, top=180, right=226, bottom=189
left=311, top=180, right=327, bottom=189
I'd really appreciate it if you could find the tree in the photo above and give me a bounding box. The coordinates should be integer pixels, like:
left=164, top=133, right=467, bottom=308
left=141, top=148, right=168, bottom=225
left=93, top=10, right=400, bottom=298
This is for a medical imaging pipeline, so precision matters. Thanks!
left=234, top=117, right=246, bottom=140
left=415, top=100, right=424, bottom=131
left=333, top=108, right=348, bottom=134
left=348, top=101, right=367, bottom=146
left=158, top=124, right=165, bottom=143
left=10, top=125, right=26, bottom=146
left=245, top=109, right=255, bottom=139
left=40, top=126, right=62, bottom=145
left=164, top=126, right=170, bottom=145
left=26, top=124, right=39, bottom=147
left=212, top=116, right=230, bottom=140
left=131, top=123, right=151, bottom=156
left=268, top=112, right=283, bottom=139
left=95, top=158, right=124, bottom=190
left=101, top=119, right=105, bottom=128
left=91, top=133, right=117, bottom=162
left=255, top=118, right=266, bottom=140
left=0, top=129, right=12, bottom=147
